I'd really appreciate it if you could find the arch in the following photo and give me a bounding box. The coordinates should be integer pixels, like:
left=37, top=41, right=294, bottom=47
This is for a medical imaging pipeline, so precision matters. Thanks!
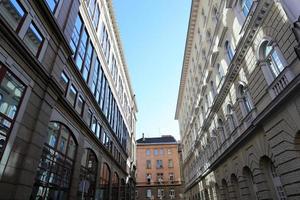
left=31, top=121, right=78, bottom=199
left=230, top=174, right=241, bottom=199
left=78, top=148, right=98, bottom=199
left=100, top=162, right=111, bottom=200
left=242, top=166, right=257, bottom=199
left=120, top=178, right=126, bottom=200
left=260, top=156, right=287, bottom=199
left=221, top=179, right=230, bottom=200
left=112, top=172, right=120, bottom=200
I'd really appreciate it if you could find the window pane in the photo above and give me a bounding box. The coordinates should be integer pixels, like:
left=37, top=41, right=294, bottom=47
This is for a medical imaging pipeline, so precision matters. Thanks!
left=24, top=23, right=44, bottom=56
left=82, top=42, right=93, bottom=81
left=68, top=85, right=77, bottom=106
left=75, top=95, right=84, bottom=115
left=91, top=117, right=97, bottom=133
left=0, top=0, right=25, bottom=31
left=70, top=15, right=83, bottom=53
left=59, top=71, right=69, bottom=92
left=45, top=0, right=59, bottom=13
left=93, top=5, right=100, bottom=29
left=75, top=30, right=88, bottom=70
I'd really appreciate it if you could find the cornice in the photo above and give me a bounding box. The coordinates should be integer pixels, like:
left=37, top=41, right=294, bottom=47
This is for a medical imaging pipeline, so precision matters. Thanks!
left=175, top=0, right=201, bottom=119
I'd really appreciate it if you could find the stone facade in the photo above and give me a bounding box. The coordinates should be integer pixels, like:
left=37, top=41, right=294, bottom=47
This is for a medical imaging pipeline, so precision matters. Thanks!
left=0, top=0, right=137, bottom=199
left=175, top=0, right=300, bottom=199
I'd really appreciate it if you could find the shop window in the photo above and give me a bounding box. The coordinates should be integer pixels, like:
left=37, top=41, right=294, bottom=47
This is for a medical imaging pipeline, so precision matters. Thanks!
left=78, top=148, right=98, bottom=199
left=0, top=0, right=26, bottom=31
left=23, top=23, right=44, bottom=56
left=0, top=64, right=26, bottom=159
left=31, top=122, right=77, bottom=199
left=99, top=163, right=111, bottom=200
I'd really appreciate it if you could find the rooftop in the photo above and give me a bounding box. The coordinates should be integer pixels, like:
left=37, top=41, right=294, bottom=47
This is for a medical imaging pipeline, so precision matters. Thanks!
left=136, top=135, right=177, bottom=144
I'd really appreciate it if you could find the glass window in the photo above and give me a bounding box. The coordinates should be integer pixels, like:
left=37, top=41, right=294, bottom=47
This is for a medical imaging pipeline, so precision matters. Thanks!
left=146, top=160, right=151, bottom=169
left=169, top=173, right=174, bottom=181
left=31, top=122, right=77, bottom=199
left=75, top=29, right=88, bottom=71
left=93, top=5, right=100, bottom=29
left=154, top=149, right=158, bottom=156
left=146, top=149, right=150, bottom=156
left=157, top=173, right=163, bottom=182
left=78, top=149, right=98, bottom=199
left=96, top=122, right=101, bottom=139
left=168, top=159, right=174, bottom=168
left=91, top=116, right=97, bottom=133
left=0, top=64, right=26, bottom=159
left=241, top=0, right=253, bottom=17
left=70, top=15, right=83, bottom=53
left=225, top=40, right=234, bottom=62
left=99, top=163, right=110, bottom=200
left=91, top=59, right=99, bottom=95
left=167, top=149, right=172, bottom=154
left=240, top=85, right=252, bottom=114
left=156, top=160, right=163, bottom=169
left=75, top=95, right=84, bottom=115
left=158, top=189, right=164, bottom=198
left=23, top=23, right=44, bottom=56
left=264, top=43, right=285, bottom=77
left=160, top=148, right=164, bottom=155
left=82, top=42, right=93, bottom=81
left=100, top=25, right=111, bottom=63
left=0, top=0, right=26, bottom=31
left=169, top=189, right=175, bottom=199
left=88, top=0, right=96, bottom=17
left=112, top=172, right=119, bottom=200
left=59, top=71, right=69, bottom=92
left=146, top=189, right=152, bottom=198
left=67, top=84, right=77, bottom=106
left=45, top=0, right=59, bottom=13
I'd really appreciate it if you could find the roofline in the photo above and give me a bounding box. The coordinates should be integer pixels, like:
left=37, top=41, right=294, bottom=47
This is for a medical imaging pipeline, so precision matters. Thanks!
left=107, top=0, right=138, bottom=112
left=175, top=0, right=200, bottom=119
left=136, top=142, right=178, bottom=145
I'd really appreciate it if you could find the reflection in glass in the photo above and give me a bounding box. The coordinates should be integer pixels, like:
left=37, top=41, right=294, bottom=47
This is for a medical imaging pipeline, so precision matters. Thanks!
left=24, top=23, right=44, bottom=56
left=0, top=0, right=25, bottom=31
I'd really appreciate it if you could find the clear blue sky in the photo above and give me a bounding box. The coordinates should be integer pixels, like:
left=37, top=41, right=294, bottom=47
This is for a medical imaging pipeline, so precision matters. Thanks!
left=114, top=0, right=191, bottom=140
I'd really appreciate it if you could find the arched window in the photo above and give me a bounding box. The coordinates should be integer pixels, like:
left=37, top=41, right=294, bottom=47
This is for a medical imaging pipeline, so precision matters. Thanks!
left=120, top=178, right=126, bottom=200
left=78, top=148, right=98, bottom=199
left=221, top=179, right=230, bottom=200
left=31, top=122, right=77, bottom=199
left=112, top=172, right=120, bottom=200
left=100, top=163, right=111, bottom=200
left=243, top=167, right=257, bottom=199
left=231, top=174, right=241, bottom=199
left=260, top=157, right=287, bottom=200
left=227, top=104, right=237, bottom=131
left=239, top=84, right=253, bottom=115
left=259, top=40, right=285, bottom=79
left=225, top=40, right=234, bottom=62
left=241, top=0, right=253, bottom=17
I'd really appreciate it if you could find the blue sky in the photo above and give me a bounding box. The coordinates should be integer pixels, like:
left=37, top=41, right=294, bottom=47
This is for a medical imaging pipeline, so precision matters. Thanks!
left=114, top=0, right=191, bottom=140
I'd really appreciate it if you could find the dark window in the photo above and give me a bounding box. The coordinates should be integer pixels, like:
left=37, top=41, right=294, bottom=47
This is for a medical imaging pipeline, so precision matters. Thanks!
left=78, top=149, right=98, bottom=199
left=112, top=172, right=119, bottom=200
left=156, top=160, right=163, bottom=169
left=225, top=40, right=234, bottom=62
left=59, top=71, right=69, bottom=93
left=23, top=23, right=44, bottom=56
left=146, top=160, right=151, bottom=169
left=0, top=0, right=26, bottom=31
left=75, top=95, right=84, bottom=115
left=31, top=122, right=77, bottom=199
left=99, top=163, right=111, bottom=200
left=0, top=64, right=26, bottom=159
left=45, top=0, right=59, bottom=13
left=67, top=84, right=77, bottom=106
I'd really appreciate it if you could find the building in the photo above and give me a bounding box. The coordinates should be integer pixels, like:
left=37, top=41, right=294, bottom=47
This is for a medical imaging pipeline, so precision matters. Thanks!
left=136, top=135, right=184, bottom=200
left=0, top=0, right=137, bottom=199
left=175, top=0, right=300, bottom=199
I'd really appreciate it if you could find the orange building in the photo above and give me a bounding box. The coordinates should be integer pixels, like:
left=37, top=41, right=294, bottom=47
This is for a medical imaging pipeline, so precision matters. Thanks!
left=136, top=135, right=184, bottom=200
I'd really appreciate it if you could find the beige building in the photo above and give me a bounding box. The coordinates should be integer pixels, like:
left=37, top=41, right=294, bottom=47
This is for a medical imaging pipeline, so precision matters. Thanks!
left=175, top=0, right=300, bottom=199
left=136, top=135, right=184, bottom=200
left=0, top=0, right=137, bottom=199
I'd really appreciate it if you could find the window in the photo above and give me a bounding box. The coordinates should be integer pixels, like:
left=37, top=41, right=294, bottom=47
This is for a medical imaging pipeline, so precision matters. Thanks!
left=241, top=0, right=253, bottom=17
left=239, top=85, right=252, bottom=114
left=160, top=148, right=164, bottom=155
left=154, top=149, right=158, bottom=156
left=243, top=167, right=257, bottom=199
left=146, top=189, right=152, bottom=198
left=225, top=40, right=234, bottom=62
left=99, top=163, right=111, bottom=200
left=87, top=0, right=100, bottom=29
left=169, top=189, right=175, bottom=199
left=96, top=122, right=101, bottom=139
left=168, top=159, right=174, bottom=168
left=67, top=84, right=77, bottom=106
left=169, top=173, right=174, bottom=182
left=0, top=65, right=26, bottom=159
left=112, top=172, right=119, bottom=200
left=146, top=160, right=151, bottom=169
left=31, top=122, right=77, bottom=199
left=45, top=0, right=59, bottom=13
left=100, top=24, right=111, bottom=63
left=60, top=71, right=69, bottom=92
left=23, top=23, right=44, bottom=56
left=81, top=42, right=93, bottom=81
left=78, top=149, right=98, bottom=199
left=70, top=15, right=83, bottom=53
left=167, top=149, right=172, bottom=154
left=156, top=160, right=163, bottom=169
left=157, top=173, right=164, bottom=183
left=146, top=149, right=150, bottom=156
left=227, top=104, right=237, bottom=131
left=75, top=95, right=84, bottom=115
left=91, top=116, right=97, bottom=133
left=87, top=109, right=92, bottom=127
left=0, top=0, right=26, bottom=31
left=146, top=173, right=151, bottom=184
left=158, top=189, right=164, bottom=198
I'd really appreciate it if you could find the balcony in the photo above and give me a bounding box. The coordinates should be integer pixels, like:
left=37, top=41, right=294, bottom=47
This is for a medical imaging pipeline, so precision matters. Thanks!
left=269, top=67, right=294, bottom=99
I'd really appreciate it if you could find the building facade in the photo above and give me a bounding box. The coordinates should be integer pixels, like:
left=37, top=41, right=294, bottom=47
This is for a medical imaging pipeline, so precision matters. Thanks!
left=136, top=135, right=184, bottom=200
left=175, top=0, right=300, bottom=199
left=0, top=0, right=137, bottom=199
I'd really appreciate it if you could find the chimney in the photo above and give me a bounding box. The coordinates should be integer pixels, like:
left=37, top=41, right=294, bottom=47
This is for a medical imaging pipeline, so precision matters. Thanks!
left=142, top=133, right=145, bottom=141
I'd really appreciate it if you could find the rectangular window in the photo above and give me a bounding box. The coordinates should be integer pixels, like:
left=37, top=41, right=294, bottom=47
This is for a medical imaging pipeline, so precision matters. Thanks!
left=23, top=23, right=44, bottom=56
left=93, top=5, right=100, bottom=29
left=154, top=149, right=158, bottom=156
left=91, top=59, right=99, bottom=95
left=67, top=84, right=77, bottom=106
left=169, top=189, right=175, bottom=199
left=168, top=159, right=174, bottom=168
left=45, top=0, right=59, bottom=13
left=87, top=0, right=96, bottom=17
left=169, top=173, right=174, bottom=182
left=0, top=0, right=26, bottom=31
left=70, top=15, right=83, bottom=53
left=146, top=189, right=151, bottom=198
left=146, top=173, right=151, bottom=184
left=167, top=149, right=172, bottom=154
left=75, top=95, right=84, bottom=115
left=75, top=29, right=87, bottom=71
left=91, top=116, right=97, bottom=133
left=99, top=77, right=106, bottom=109
left=157, top=173, right=163, bottom=183
left=96, top=122, right=101, bottom=139
left=156, top=160, right=163, bottom=169
left=82, top=42, right=93, bottom=81
left=146, top=160, right=151, bottom=169
left=100, top=25, right=111, bottom=63
left=158, top=189, right=164, bottom=198
left=160, top=148, right=164, bottom=155
left=59, top=71, right=69, bottom=93
left=87, top=109, right=92, bottom=127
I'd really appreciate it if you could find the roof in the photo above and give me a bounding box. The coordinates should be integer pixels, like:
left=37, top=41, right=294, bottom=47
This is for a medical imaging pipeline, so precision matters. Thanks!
left=136, top=136, right=177, bottom=144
